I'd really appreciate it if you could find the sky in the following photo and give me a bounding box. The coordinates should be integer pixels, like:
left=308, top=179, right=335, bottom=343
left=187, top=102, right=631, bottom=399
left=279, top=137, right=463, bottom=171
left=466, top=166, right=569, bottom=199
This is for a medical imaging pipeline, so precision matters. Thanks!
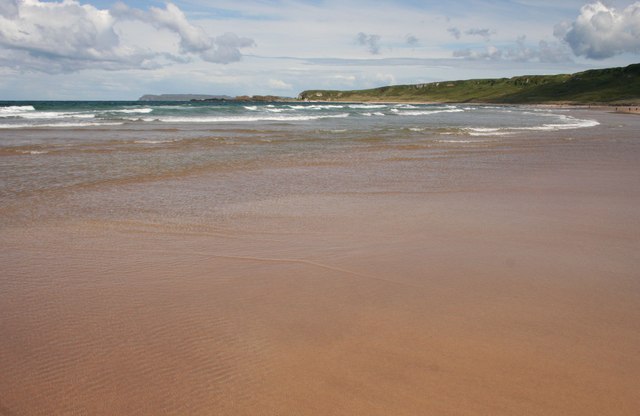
left=0, top=0, right=639, bottom=99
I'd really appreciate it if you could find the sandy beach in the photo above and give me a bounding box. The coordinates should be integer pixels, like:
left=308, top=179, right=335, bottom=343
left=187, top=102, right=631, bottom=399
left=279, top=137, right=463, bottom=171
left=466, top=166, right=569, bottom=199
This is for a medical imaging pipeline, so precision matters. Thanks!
left=1, top=106, right=639, bottom=415
left=615, top=106, right=640, bottom=115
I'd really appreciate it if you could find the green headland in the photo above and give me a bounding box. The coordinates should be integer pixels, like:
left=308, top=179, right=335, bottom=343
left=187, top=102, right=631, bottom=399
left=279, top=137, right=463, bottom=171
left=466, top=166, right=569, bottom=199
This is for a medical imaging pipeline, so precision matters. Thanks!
left=299, top=64, right=640, bottom=105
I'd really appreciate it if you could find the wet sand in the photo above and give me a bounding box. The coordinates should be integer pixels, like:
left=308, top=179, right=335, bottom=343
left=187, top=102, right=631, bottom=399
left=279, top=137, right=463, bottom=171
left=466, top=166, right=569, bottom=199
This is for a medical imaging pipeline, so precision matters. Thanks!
left=1, top=110, right=640, bottom=415
left=615, top=106, right=640, bottom=115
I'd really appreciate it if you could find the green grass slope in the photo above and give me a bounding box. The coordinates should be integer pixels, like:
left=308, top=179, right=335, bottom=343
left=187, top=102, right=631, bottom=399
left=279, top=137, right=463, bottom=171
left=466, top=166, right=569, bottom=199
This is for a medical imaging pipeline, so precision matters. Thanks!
left=299, top=64, right=640, bottom=104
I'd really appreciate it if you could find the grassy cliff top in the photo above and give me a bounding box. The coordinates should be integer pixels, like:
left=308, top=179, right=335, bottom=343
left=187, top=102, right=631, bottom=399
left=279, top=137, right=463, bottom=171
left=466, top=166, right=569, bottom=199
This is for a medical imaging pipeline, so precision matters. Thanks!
left=299, top=64, right=640, bottom=104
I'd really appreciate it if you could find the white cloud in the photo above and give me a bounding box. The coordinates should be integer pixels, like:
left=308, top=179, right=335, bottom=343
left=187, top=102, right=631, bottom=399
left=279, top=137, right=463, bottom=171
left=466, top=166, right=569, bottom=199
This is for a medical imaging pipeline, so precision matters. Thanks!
left=0, top=0, right=125, bottom=71
left=0, top=0, right=635, bottom=99
left=0, top=0, right=19, bottom=18
left=504, top=36, right=572, bottom=63
left=202, top=33, right=256, bottom=64
left=372, top=72, right=396, bottom=85
left=556, top=1, right=640, bottom=59
left=0, top=0, right=254, bottom=73
left=332, top=74, right=357, bottom=82
left=453, top=45, right=502, bottom=60
left=453, top=36, right=571, bottom=63
left=147, top=3, right=214, bottom=53
left=112, top=2, right=255, bottom=64
left=267, top=79, right=292, bottom=90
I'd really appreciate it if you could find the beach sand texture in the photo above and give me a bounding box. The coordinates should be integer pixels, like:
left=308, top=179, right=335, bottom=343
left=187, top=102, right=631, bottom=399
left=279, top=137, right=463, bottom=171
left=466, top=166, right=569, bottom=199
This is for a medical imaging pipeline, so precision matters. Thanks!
left=1, top=109, right=639, bottom=415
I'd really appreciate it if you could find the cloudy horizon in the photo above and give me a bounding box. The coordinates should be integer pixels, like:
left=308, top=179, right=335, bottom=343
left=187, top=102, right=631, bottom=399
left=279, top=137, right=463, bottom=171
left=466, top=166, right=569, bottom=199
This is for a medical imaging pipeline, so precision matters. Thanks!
left=0, top=0, right=639, bottom=100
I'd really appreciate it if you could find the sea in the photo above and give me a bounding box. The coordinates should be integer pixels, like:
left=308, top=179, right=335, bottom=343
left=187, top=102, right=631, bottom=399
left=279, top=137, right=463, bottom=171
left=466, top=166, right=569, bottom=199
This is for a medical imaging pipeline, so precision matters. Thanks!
left=2, top=100, right=640, bottom=416
left=0, top=100, right=607, bottom=227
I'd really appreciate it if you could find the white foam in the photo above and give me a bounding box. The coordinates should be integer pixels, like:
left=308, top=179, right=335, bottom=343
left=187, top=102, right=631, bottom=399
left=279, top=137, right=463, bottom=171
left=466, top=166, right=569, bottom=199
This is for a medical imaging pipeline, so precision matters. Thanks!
left=513, top=116, right=600, bottom=131
left=15, top=111, right=96, bottom=120
left=463, top=115, right=599, bottom=136
left=144, top=113, right=350, bottom=123
left=0, top=121, right=124, bottom=129
left=468, top=127, right=500, bottom=132
left=18, top=150, right=49, bottom=154
left=393, top=108, right=464, bottom=116
left=0, top=105, right=36, bottom=115
left=18, top=111, right=65, bottom=119
left=244, top=106, right=258, bottom=111
left=348, top=104, right=387, bottom=109
left=287, top=104, right=345, bottom=110
left=111, top=108, right=153, bottom=114
left=152, top=105, right=192, bottom=110
left=467, top=131, right=513, bottom=136
left=463, top=127, right=512, bottom=136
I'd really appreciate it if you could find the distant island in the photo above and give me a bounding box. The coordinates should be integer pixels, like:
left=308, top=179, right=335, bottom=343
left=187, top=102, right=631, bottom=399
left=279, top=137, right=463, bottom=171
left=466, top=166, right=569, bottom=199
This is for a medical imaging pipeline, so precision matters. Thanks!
left=138, top=94, right=293, bottom=102
left=298, top=64, right=640, bottom=105
left=138, top=94, right=234, bottom=101
left=198, top=95, right=292, bottom=102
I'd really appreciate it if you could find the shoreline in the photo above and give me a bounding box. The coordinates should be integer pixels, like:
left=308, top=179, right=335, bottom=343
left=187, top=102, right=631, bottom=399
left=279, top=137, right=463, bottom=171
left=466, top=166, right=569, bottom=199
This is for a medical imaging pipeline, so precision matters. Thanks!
left=614, top=105, right=640, bottom=115
left=300, top=99, right=640, bottom=115
left=301, top=99, right=638, bottom=109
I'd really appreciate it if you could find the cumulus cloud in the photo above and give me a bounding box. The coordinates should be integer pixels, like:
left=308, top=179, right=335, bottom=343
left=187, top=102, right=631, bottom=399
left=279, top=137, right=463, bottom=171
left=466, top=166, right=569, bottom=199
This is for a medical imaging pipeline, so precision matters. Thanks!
left=0, top=0, right=254, bottom=73
left=356, top=32, right=382, bottom=54
left=0, top=1, right=119, bottom=61
left=113, top=2, right=254, bottom=64
left=0, top=0, right=19, bottom=18
left=555, top=1, right=640, bottom=59
left=465, top=28, right=495, bottom=41
left=203, top=33, right=256, bottom=63
left=161, top=9, right=218, bottom=53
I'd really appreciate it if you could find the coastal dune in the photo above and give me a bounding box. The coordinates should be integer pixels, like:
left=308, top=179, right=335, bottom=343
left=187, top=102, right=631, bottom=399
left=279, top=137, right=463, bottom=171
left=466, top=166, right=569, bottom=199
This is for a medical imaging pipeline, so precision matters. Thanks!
left=1, top=109, right=639, bottom=415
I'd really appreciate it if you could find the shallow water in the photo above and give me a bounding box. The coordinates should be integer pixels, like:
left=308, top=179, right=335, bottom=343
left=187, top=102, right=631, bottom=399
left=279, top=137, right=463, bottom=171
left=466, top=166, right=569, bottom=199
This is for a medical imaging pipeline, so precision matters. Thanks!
left=0, top=101, right=608, bottom=225
left=1, top=104, right=639, bottom=415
